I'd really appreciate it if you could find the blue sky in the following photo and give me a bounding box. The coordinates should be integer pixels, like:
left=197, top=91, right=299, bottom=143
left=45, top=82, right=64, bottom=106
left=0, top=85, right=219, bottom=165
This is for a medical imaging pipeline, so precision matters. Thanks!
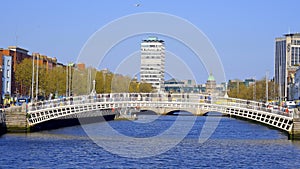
left=1, top=0, right=300, bottom=83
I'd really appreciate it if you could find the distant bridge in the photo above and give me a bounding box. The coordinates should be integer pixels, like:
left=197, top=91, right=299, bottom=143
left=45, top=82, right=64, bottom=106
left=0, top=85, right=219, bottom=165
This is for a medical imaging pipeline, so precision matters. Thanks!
left=25, top=93, right=295, bottom=134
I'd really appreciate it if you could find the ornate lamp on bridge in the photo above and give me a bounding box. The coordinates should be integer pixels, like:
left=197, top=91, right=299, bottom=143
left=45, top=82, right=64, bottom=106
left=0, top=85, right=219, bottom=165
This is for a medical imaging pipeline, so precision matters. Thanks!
left=90, top=80, right=97, bottom=96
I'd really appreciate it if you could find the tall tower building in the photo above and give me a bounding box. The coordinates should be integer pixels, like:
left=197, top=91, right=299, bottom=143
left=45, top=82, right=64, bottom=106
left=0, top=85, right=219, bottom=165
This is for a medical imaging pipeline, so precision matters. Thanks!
left=275, top=33, right=300, bottom=100
left=140, top=37, right=165, bottom=92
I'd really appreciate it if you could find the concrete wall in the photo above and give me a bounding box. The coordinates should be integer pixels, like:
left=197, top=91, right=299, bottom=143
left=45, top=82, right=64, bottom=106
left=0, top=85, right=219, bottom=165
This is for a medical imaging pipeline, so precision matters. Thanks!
left=290, top=118, right=300, bottom=139
left=4, top=105, right=28, bottom=132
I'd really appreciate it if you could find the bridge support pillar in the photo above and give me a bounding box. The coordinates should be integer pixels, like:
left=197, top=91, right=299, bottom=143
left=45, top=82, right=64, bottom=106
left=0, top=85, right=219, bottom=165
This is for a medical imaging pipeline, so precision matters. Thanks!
left=4, top=105, right=29, bottom=132
left=195, top=108, right=207, bottom=116
left=290, top=117, right=300, bottom=140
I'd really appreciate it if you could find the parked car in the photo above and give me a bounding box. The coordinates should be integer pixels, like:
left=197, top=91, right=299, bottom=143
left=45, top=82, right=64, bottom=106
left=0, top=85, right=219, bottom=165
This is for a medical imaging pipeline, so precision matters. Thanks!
left=16, top=97, right=31, bottom=106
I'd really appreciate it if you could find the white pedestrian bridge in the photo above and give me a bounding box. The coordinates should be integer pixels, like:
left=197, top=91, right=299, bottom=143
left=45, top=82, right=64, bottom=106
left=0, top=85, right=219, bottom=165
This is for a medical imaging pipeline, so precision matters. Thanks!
left=26, top=93, right=294, bottom=133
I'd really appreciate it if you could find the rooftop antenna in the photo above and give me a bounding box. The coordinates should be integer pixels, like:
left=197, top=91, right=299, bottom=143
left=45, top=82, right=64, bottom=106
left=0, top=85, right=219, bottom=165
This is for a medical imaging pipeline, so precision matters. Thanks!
left=15, top=24, right=19, bottom=47
left=15, top=35, right=18, bottom=47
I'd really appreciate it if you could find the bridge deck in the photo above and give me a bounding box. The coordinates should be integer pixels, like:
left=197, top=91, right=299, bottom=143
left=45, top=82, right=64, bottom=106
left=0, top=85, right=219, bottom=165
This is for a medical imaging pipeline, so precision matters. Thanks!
left=24, top=93, right=294, bottom=133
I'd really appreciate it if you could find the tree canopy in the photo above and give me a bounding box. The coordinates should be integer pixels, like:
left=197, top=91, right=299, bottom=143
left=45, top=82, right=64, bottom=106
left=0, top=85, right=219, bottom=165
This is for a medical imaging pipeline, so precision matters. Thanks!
left=228, top=78, right=279, bottom=102
left=15, top=59, right=153, bottom=98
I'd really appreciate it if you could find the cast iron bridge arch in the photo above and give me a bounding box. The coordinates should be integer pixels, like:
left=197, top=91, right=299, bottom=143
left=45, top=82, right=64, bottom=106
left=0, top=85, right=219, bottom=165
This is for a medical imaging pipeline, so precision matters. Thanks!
left=26, top=93, right=293, bottom=133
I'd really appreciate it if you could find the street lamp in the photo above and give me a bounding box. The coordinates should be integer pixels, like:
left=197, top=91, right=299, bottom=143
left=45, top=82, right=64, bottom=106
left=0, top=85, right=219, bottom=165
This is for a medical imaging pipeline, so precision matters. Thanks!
left=35, top=54, right=39, bottom=102
left=224, top=82, right=228, bottom=98
left=91, top=80, right=96, bottom=96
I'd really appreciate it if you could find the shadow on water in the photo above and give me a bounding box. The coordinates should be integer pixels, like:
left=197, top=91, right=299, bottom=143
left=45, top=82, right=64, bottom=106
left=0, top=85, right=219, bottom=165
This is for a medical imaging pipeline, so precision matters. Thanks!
left=139, top=110, right=157, bottom=115
left=204, top=111, right=229, bottom=117
left=30, top=115, right=115, bottom=132
left=167, top=110, right=194, bottom=116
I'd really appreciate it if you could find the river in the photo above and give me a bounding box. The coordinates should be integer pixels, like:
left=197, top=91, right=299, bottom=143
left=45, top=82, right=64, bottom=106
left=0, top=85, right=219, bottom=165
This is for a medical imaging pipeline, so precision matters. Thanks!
left=0, top=114, right=300, bottom=168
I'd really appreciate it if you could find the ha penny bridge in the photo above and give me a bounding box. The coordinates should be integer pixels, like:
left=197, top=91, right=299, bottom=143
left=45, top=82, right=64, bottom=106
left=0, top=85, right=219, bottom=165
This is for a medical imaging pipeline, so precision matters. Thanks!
left=1, top=93, right=300, bottom=139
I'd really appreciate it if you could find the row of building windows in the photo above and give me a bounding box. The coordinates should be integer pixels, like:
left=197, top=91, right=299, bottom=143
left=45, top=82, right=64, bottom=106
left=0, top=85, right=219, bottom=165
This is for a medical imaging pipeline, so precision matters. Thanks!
left=141, top=48, right=163, bottom=51
left=291, top=47, right=300, bottom=65
left=141, top=53, right=164, bottom=56
left=141, top=56, right=163, bottom=59
left=141, top=75, right=159, bottom=78
left=141, top=78, right=162, bottom=82
left=292, top=40, right=300, bottom=45
left=141, top=66, right=164, bottom=70
left=141, top=44, right=164, bottom=47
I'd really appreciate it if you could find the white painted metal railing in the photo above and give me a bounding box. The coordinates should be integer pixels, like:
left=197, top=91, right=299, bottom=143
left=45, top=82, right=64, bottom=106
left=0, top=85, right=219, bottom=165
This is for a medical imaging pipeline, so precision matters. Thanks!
left=25, top=93, right=294, bottom=132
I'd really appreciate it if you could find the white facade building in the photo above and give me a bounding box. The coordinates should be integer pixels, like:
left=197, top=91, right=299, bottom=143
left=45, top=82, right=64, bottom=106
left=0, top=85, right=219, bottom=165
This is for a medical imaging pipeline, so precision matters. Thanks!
left=140, top=37, right=165, bottom=92
left=2, top=55, right=12, bottom=99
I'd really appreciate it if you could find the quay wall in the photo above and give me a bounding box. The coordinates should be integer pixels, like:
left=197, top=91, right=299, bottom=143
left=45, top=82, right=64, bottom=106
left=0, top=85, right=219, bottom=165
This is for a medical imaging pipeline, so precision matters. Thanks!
left=290, top=119, right=300, bottom=139
left=0, top=109, right=6, bottom=134
left=4, top=105, right=28, bottom=132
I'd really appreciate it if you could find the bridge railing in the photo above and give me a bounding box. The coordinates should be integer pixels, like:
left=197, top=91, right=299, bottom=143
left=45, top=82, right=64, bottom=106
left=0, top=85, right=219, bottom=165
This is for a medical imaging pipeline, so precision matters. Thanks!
left=26, top=93, right=202, bottom=111
left=26, top=93, right=291, bottom=117
left=214, top=96, right=292, bottom=117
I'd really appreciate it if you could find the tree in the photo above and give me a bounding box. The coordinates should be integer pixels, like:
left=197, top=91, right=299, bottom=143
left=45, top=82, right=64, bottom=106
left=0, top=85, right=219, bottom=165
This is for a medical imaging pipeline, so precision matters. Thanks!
left=72, top=68, right=90, bottom=95
left=129, top=79, right=139, bottom=93
left=139, top=82, right=153, bottom=93
left=228, top=78, right=279, bottom=102
left=46, top=66, right=66, bottom=97
left=15, top=58, right=33, bottom=96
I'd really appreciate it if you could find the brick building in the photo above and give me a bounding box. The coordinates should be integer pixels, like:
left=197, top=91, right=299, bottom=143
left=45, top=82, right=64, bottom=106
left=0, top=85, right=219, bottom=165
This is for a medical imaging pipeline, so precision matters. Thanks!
left=0, top=46, right=59, bottom=104
left=0, top=46, right=31, bottom=101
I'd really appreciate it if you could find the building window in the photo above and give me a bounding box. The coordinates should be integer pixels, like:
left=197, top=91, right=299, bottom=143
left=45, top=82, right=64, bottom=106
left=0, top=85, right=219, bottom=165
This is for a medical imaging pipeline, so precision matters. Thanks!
left=6, top=81, right=9, bottom=92
left=7, top=70, right=9, bottom=78
left=7, top=60, right=10, bottom=66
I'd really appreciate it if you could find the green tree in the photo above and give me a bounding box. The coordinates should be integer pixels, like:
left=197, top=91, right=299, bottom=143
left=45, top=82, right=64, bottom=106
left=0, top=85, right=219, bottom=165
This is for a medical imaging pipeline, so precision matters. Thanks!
left=15, top=58, right=33, bottom=96
left=46, top=66, right=66, bottom=97
left=72, top=68, right=89, bottom=95
left=228, top=77, right=279, bottom=102
left=95, top=71, right=104, bottom=93
left=129, top=79, right=139, bottom=93
left=139, top=82, right=153, bottom=93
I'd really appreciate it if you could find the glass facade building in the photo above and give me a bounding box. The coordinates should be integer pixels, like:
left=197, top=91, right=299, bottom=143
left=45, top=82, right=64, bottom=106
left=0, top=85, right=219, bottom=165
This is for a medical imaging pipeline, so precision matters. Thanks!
left=275, top=33, right=300, bottom=100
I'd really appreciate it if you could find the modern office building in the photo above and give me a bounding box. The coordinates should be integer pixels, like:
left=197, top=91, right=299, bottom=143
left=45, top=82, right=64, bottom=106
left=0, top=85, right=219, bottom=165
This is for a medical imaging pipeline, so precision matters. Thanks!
left=275, top=33, right=300, bottom=100
left=140, top=36, right=165, bottom=92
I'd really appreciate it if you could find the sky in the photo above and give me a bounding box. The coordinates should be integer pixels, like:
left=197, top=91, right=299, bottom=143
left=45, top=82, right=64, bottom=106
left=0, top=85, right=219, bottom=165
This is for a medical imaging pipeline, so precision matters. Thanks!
left=1, top=0, right=300, bottom=84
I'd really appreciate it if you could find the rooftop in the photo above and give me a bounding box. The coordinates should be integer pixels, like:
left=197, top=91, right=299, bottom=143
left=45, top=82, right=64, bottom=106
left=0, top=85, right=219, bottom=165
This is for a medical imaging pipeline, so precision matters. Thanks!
left=284, top=33, right=300, bottom=37
left=8, top=46, right=29, bottom=54
left=142, top=36, right=164, bottom=43
left=207, top=73, right=215, bottom=81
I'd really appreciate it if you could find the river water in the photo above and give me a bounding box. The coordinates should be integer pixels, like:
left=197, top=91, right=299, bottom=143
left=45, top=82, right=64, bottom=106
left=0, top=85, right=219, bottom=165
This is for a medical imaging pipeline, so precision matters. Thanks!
left=1, top=114, right=300, bottom=168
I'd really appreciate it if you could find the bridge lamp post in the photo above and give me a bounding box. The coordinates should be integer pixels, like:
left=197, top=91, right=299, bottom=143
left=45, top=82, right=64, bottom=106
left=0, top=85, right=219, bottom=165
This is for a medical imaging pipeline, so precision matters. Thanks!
left=35, top=55, right=39, bottom=102
left=224, top=82, right=229, bottom=98
left=266, top=71, right=269, bottom=102
left=66, top=64, right=68, bottom=97
left=31, top=54, right=35, bottom=103
left=91, top=80, right=96, bottom=96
